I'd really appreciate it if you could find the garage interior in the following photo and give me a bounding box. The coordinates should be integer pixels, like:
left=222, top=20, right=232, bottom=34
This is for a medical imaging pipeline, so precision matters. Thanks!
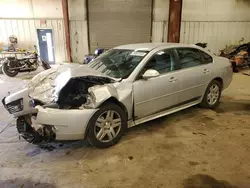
left=0, top=0, right=250, bottom=188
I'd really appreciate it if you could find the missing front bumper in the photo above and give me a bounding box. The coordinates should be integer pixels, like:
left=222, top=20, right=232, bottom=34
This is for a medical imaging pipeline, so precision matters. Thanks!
left=17, top=116, right=56, bottom=144
left=34, top=106, right=98, bottom=140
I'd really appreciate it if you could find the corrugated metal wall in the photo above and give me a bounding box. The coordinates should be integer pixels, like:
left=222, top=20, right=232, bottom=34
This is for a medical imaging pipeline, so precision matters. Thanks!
left=151, top=21, right=168, bottom=42
left=152, top=20, right=250, bottom=53
left=68, top=0, right=89, bottom=63
left=0, top=18, right=66, bottom=62
left=152, top=0, right=250, bottom=53
left=70, top=20, right=89, bottom=63
left=180, top=21, right=250, bottom=53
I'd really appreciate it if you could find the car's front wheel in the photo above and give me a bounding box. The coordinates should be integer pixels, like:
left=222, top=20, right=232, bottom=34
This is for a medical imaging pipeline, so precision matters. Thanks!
left=200, top=80, right=222, bottom=109
left=87, top=103, right=127, bottom=148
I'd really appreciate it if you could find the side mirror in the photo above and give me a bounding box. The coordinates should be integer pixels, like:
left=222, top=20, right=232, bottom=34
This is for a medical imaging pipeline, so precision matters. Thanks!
left=142, top=69, right=160, bottom=79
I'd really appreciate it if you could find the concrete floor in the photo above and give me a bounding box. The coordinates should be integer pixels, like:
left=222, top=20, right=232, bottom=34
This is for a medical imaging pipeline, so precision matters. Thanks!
left=0, top=71, right=250, bottom=188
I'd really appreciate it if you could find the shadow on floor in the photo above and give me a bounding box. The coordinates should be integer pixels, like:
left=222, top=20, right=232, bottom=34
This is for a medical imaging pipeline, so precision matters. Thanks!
left=183, top=174, right=239, bottom=188
left=0, top=179, right=55, bottom=188
left=214, top=100, right=250, bottom=114
left=127, top=105, right=201, bottom=133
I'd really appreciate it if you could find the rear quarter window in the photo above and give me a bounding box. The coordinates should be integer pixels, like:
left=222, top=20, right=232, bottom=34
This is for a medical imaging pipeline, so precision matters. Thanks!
left=200, top=50, right=213, bottom=64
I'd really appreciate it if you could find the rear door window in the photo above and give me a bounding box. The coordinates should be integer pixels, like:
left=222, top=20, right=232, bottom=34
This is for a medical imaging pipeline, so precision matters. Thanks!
left=176, top=48, right=203, bottom=69
left=199, top=50, right=213, bottom=64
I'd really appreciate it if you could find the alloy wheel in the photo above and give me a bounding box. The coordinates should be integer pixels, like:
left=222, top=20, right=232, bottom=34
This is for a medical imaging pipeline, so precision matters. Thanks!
left=207, top=84, right=220, bottom=105
left=94, top=110, right=122, bottom=143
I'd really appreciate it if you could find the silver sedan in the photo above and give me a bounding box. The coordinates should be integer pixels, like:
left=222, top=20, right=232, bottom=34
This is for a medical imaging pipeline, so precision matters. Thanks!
left=2, top=43, right=233, bottom=148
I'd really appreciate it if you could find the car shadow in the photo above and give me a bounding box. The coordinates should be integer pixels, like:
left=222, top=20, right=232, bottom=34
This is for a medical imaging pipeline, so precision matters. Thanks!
left=24, top=99, right=250, bottom=152
left=0, top=179, right=56, bottom=188
left=35, top=139, right=90, bottom=151
left=214, top=99, right=250, bottom=114
left=127, top=105, right=201, bottom=134
left=183, top=174, right=240, bottom=188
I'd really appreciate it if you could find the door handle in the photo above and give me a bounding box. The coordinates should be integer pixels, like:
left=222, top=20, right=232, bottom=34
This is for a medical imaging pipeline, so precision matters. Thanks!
left=169, top=76, right=178, bottom=82
left=203, top=69, right=210, bottom=73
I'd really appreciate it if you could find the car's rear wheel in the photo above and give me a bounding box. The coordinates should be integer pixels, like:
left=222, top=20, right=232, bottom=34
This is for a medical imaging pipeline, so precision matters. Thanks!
left=87, top=103, right=126, bottom=148
left=200, top=80, right=222, bottom=109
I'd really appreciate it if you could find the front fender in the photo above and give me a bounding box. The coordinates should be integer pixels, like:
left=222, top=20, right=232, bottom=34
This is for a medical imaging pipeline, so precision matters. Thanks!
left=85, top=82, right=133, bottom=121
left=87, top=84, right=119, bottom=108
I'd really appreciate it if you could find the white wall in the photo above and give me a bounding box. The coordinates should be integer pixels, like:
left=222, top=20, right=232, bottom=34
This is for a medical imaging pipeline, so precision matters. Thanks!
left=152, top=0, right=250, bottom=53
left=182, top=0, right=250, bottom=21
left=0, top=19, right=67, bottom=62
left=152, top=0, right=250, bottom=22
left=69, top=0, right=89, bottom=63
left=0, top=0, right=66, bottom=62
left=152, top=0, right=169, bottom=42
left=153, top=0, right=169, bottom=22
left=0, top=0, right=62, bottom=18
left=180, top=0, right=250, bottom=53
left=1, top=0, right=250, bottom=61
left=0, top=0, right=89, bottom=63
left=69, top=0, right=86, bottom=21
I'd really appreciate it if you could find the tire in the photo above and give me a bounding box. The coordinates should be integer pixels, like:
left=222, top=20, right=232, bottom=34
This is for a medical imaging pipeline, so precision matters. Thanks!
left=2, top=61, right=18, bottom=77
left=200, top=80, right=222, bottom=109
left=87, top=103, right=127, bottom=148
left=0, top=58, right=4, bottom=74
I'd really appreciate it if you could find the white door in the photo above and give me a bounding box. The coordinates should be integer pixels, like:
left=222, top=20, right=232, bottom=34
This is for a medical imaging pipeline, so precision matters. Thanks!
left=133, top=49, right=180, bottom=119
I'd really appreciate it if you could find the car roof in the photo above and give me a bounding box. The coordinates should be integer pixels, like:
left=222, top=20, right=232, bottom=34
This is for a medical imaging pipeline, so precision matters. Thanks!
left=114, top=43, right=199, bottom=51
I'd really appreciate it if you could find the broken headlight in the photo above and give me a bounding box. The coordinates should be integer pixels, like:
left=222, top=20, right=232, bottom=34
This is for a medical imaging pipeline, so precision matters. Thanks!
left=5, top=98, right=23, bottom=114
left=80, top=92, right=96, bottom=109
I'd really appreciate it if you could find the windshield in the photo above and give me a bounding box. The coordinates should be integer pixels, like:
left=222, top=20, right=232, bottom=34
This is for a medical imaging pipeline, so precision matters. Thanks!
left=87, top=49, right=148, bottom=79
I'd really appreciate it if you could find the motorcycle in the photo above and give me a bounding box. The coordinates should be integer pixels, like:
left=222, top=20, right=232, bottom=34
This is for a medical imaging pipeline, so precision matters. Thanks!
left=1, top=45, right=51, bottom=77
left=83, top=48, right=104, bottom=64
left=220, top=42, right=250, bottom=72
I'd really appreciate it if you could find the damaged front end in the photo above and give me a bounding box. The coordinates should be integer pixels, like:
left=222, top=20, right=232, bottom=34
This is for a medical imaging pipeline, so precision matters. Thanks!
left=28, top=65, right=116, bottom=110
left=14, top=65, right=118, bottom=143
left=17, top=115, right=56, bottom=144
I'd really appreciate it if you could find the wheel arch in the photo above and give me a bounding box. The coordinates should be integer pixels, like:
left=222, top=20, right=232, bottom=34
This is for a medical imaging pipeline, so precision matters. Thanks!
left=101, top=97, right=129, bottom=120
left=201, top=77, right=223, bottom=103
left=84, top=96, right=129, bottom=138
left=212, top=77, right=223, bottom=89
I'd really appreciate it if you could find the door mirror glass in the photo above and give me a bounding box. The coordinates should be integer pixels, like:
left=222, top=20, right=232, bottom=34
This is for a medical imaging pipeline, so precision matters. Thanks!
left=142, top=69, right=160, bottom=79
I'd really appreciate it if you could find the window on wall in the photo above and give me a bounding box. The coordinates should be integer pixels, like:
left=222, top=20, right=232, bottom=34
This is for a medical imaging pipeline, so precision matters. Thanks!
left=176, top=48, right=203, bottom=69
left=200, top=50, right=213, bottom=64
left=143, top=50, right=175, bottom=74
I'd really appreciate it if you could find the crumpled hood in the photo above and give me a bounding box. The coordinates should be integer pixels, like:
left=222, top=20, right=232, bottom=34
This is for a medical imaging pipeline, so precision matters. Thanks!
left=28, top=64, right=110, bottom=104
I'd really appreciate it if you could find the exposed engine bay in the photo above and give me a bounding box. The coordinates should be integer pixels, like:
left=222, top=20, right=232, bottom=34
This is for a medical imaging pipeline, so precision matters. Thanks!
left=28, top=65, right=116, bottom=109
left=56, top=76, right=114, bottom=109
